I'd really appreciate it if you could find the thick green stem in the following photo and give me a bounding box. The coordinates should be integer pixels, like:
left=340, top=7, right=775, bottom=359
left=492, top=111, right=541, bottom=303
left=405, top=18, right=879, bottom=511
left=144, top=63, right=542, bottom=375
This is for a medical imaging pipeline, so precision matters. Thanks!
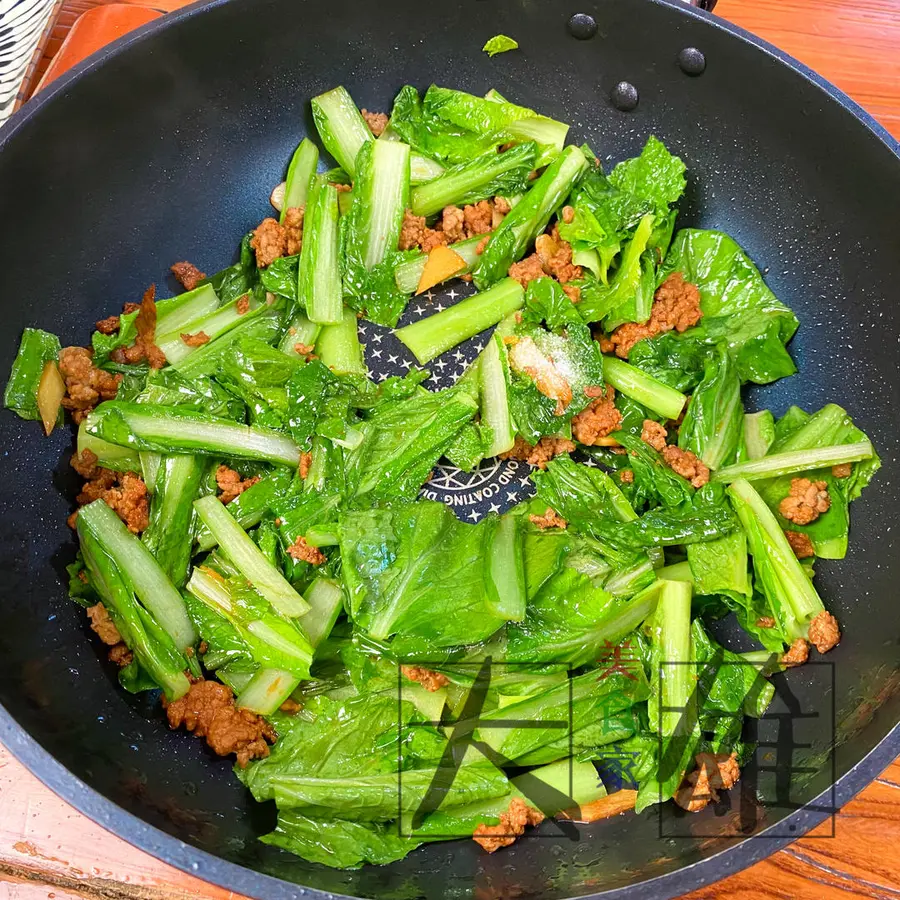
left=602, top=356, right=687, bottom=421
left=237, top=668, right=300, bottom=715
left=311, top=86, right=371, bottom=177
left=713, top=442, right=874, bottom=483
left=278, top=309, right=322, bottom=357
left=394, top=278, right=524, bottom=364
left=300, top=179, right=343, bottom=325
left=485, top=514, right=525, bottom=621
left=280, top=138, right=319, bottom=221
left=480, top=330, right=515, bottom=456
left=155, top=284, right=220, bottom=339
left=316, top=307, right=366, bottom=375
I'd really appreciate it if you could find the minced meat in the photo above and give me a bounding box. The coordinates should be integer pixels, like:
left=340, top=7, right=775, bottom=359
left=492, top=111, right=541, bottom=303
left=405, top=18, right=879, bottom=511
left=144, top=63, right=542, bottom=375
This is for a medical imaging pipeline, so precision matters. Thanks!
left=360, top=109, right=389, bottom=137
left=675, top=752, right=741, bottom=813
left=507, top=253, right=546, bottom=288
left=299, top=451, right=312, bottom=480
left=216, top=465, right=259, bottom=505
left=662, top=445, right=710, bottom=488
left=756, top=616, right=776, bottom=628
left=529, top=508, right=567, bottom=530
left=620, top=469, right=634, bottom=484
left=499, top=436, right=575, bottom=469
left=283, top=206, right=304, bottom=256
left=785, top=530, right=815, bottom=559
left=534, top=225, right=581, bottom=283
left=110, top=285, right=166, bottom=369
left=87, top=603, right=122, bottom=645
left=95, top=315, right=121, bottom=335
left=107, top=642, right=134, bottom=668
left=463, top=200, right=493, bottom=236
left=640, top=419, right=668, bottom=452
left=170, top=261, right=206, bottom=292
left=779, top=478, right=830, bottom=525
left=401, top=665, right=449, bottom=692
left=69, top=456, right=149, bottom=534
left=251, top=217, right=287, bottom=267
left=58, top=347, right=122, bottom=423
left=398, top=198, right=509, bottom=253
left=163, top=678, right=276, bottom=768
left=286, top=536, right=325, bottom=565
left=236, top=294, right=251, bottom=315
left=473, top=798, right=544, bottom=853
left=808, top=610, right=841, bottom=653
left=600, top=272, right=703, bottom=358
left=180, top=331, right=210, bottom=347
left=832, top=463, right=852, bottom=478
left=781, top=638, right=809, bottom=668
left=571, top=385, right=621, bottom=445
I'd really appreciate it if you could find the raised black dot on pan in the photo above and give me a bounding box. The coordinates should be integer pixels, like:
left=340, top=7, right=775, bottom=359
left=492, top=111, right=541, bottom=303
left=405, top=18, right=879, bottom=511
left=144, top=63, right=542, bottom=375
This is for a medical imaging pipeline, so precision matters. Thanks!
left=567, top=13, right=597, bottom=40
left=610, top=81, right=639, bottom=112
left=677, top=47, right=706, bottom=75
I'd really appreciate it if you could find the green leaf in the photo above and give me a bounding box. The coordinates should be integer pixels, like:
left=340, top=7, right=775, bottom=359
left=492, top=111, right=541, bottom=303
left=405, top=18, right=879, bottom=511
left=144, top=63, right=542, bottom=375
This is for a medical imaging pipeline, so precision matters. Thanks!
left=607, top=136, right=687, bottom=220
left=482, top=34, right=519, bottom=56
left=92, top=310, right=139, bottom=366
left=4, top=328, right=61, bottom=421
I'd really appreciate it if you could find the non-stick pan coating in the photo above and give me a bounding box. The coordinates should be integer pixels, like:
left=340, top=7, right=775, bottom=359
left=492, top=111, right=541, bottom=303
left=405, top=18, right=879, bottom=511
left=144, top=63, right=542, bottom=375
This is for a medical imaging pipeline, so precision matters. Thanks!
left=0, top=0, right=899, bottom=897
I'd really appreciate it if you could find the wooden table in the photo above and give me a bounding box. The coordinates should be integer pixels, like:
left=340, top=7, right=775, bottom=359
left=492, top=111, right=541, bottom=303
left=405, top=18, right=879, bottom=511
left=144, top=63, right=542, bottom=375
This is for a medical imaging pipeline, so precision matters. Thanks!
left=2, top=1, right=900, bottom=898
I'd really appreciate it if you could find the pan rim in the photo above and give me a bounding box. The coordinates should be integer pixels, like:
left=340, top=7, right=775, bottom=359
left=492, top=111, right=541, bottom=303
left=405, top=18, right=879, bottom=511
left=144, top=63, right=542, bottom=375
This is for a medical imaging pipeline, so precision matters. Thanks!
left=1, top=0, right=898, bottom=897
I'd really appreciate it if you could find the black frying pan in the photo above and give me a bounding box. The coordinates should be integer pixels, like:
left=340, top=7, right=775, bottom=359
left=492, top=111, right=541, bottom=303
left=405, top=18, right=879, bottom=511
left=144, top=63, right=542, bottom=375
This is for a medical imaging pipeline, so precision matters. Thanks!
left=1, top=0, right=899, bottom=897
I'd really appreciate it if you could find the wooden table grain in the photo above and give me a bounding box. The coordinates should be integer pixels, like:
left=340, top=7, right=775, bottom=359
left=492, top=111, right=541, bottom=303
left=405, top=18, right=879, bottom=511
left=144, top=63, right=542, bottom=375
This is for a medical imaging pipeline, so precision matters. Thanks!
left=2, top=1, right=900, bottom=898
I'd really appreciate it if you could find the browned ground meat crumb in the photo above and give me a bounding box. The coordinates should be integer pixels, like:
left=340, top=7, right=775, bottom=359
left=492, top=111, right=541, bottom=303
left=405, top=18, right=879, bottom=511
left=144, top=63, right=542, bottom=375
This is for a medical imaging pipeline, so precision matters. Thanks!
left=572, top=385, right=621, bottom=445
left=476, top=234, right=491, bottom=255
left=69, top=464, right=149, bottom=534
left=401, top=665, right=450, bottom=692
left=163, top=678, right=276, bottom=768
left=473, top=798, right=545, bottom=853
left=756, top=616, right=776, bottom=628
left=294, top=343, right=317, bottom=360
left=236, top=294, right=251, bottom=315
left=180, top=331, right=210, bottom=347
left=561, top=205, right=575, bottom=224
left=641, top=419, right=668, bottom=452
left=620, top=469, right=634, bottom=484
left=279, top=698, right=302, bottom=714
left=332, top=182, right=352, bottom=193
left=492, top=195, right=511, bottom=225
left=529, top=508, right=568, bottom=530
left=781, top=638, right=809, bottom=668
left=674, top=752, right=740, bottom=813
left=122, top=301, right=141, bottom=314
left=216, top=465, right=260, bottom=505
left=808, top=610, right=841, bottom=653
left=361, top=109, right=389, bottom=136
left=108, top=643, right=134, bottom=668
left=170, top=261, right=206, bottom=292
left=250, top=217, right=287, bottom=267
left=463, top=200, right=493, bottom=236
left=87, top=603, right=122, bottom=645
left=58, top=347, right=122, bottom=423
left=508, top=252, right=546, bottom=288
left=299, top=451, right=312, bottom=480
left=499, top=436, right=575, bottom=469
left=440, top=205, right=466, bottom=243
left=110, top=285, right=166, bottom=369
left=662, top=445, right=710, bottom=488
left=562, top=284, right=581, bottom=304
left=71, top=448, right=100, bottom=479
left=785, top=530, right=815, bottom=559
left=283, top=206, right=304, bottom=256
left=779, top=478, right=831, bottom=525
left=399, top=210, right=430, bottom=251
left=535, top=225, right=582, bottom=283
left=287, top=536, right=325, bottom=565
left=832, top=463, right=852, bottom=478
left=602, top=272, right=703, bottom=358
left=399, top=199, right=508, bottom=253
left=95, top=315, right=121, bottom=335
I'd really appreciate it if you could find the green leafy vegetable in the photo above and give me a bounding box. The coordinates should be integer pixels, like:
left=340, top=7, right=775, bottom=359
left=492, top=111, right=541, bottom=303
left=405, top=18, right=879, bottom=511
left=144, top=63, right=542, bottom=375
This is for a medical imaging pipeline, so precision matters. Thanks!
left=482, top=35, right=519, bottom=57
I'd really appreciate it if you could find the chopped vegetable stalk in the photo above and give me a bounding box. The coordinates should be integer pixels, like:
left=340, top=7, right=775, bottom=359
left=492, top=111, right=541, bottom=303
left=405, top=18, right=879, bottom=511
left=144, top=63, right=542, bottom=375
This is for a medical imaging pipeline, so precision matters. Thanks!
left=300, top=577, right=344, bottom=647
left=480, top=331, right=516, bottom=455
left=504, top=117, right=568, bottom=163
left=741, top=410, right=776, bottom=460
left=237, top=668, right=300, bottom=715
left=416, top=245, right=468, bottom=295
left=155, top=284, right=219, bottom=340
left=159, top=294, right=260, bottom=366
left=727, top=479, right=825, bottom=638
left=280, top=138, right=319, bottom=222
left=36, top=361, right=65, bottom=436
left=485, top=514, right=526, bottom=621
left=77, top=417, right=141, bottom=472
left=79, top=526, right=191, bottom=700
left=409, top=153, right=445, bottom=184
left=142, top=455, right=207, bottom=587
left=602, top=356, right=687, bottom=421
left=394, top=278, right=525, bottom=364
left=473, top=146, right=589, bottom=289
left=316, top=307, right=366, bottom=375
left=652, top=580, right=694, bottom=737
left=304, top=526, right=339, bottom=548
left=278, top=309, right=322, bottom=357
left=86, top=402, right=303, bottom=467
left=712, top=442, right=874, bottom=483
left=409, top=142, right=535, bottom=217
left=193, top=495, right=309, bottom=617
left=300, top=179, right=343, bottom=325
left=394, top=236, right=482, bottom=295
left=76, top=499, right=197, bottom=650
left=351, top=139, right=410, bottom=270
left=311, top=86, right=372, bottom=177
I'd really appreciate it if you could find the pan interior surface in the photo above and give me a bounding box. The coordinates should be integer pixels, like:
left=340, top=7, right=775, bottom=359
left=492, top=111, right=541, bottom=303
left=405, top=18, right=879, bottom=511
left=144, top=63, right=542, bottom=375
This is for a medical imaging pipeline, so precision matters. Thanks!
left=0, top=0, right=899, bottom=897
